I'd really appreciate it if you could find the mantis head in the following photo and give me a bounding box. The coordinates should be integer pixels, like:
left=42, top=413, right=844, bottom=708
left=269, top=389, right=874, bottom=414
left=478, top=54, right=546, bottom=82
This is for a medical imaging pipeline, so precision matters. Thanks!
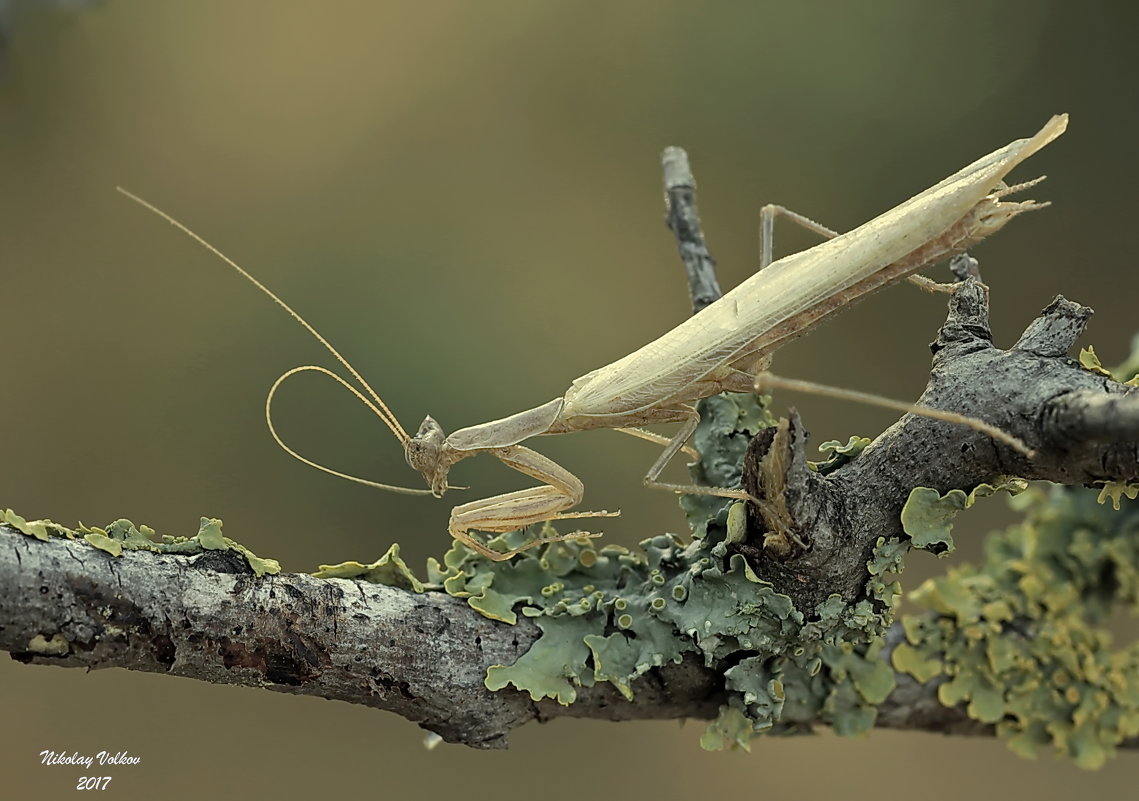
left=406, top=415, right=452, bottom=498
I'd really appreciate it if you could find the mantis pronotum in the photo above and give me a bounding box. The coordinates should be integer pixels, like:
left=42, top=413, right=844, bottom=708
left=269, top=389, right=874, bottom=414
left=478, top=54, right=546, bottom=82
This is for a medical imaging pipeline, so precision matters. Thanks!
left=118, top=114, right=1067, bottom=560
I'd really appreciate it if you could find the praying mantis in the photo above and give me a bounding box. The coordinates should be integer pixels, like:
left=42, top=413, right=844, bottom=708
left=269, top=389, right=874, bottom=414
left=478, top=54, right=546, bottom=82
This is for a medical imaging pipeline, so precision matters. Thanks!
left=118, top=113, right=1067, bottom=561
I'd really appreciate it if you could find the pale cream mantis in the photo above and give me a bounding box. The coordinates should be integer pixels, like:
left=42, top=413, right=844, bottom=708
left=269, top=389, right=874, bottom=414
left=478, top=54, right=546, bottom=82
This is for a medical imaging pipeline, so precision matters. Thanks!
left=117, top=113, right=1067, bottom=561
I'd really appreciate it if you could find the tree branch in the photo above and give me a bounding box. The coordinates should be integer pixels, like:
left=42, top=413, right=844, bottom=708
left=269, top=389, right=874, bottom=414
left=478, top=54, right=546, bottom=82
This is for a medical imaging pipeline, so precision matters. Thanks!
left=5, top=145, right=1139, bottom=757
left=0, top=528, right=1014, bottom=745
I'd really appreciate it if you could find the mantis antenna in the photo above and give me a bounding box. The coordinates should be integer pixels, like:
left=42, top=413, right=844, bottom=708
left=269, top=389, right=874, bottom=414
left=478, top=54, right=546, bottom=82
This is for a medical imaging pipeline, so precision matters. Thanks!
left=115, top=186, right=438, bottom=496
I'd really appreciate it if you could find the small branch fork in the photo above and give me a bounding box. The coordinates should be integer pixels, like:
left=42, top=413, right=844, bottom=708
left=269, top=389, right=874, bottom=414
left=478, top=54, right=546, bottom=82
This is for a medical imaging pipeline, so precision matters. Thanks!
left=4, top=147, right=1139, bottom=749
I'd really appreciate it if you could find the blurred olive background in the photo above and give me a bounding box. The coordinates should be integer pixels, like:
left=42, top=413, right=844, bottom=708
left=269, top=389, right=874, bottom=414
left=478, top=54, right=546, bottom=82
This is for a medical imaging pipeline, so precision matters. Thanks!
left=2, top=1, right=1137, bottom=798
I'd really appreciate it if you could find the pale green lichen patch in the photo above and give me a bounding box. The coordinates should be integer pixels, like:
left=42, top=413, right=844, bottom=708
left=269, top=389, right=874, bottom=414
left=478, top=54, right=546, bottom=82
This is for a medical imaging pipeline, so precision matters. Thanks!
left=27, top=633, right=70, bottom=657
left=84, top=531, right=123, bottom=557
left=890, top=640, right=942, bottom=683
left=314, top=543, right=425, bottom=592
left=896, top=485, right=1139, bottom=768
left=819, top=640, right=896, bottom=736
left=1078, top=346, right=1114, bottom=377
left=813, top=436, right=872, bottom=475
left=485, top=615, right=598, bottom=704
left=196, top=518, right=226, bottom=550
left=900, top=478, right=1027, bottom=555
left=679, top=393, right=778, bottom=537
left=1095, top=481, right=1139, bottom=511
left=1, top=509, right=73, bottom=542
left=1078, top=339, right=1139, bottom=385
left=0, top=508, right=280, bottom=577
left=1112, top=333, right=1139, bottom=384
left=700, top=704, right=757, bottom=751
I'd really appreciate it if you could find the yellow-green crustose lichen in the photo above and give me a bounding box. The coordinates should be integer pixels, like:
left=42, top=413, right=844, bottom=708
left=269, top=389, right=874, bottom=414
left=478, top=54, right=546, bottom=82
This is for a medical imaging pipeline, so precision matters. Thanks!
left=1, top=509, right=280, bottom=577
left=894, top=485, right=1139, bottom=768
left=1079, top=340, right=1139, bottom=386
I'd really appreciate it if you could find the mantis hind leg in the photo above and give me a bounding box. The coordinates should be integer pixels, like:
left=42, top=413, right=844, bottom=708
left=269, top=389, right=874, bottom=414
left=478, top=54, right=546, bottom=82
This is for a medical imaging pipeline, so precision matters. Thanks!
left=447, top=445, right=617, bottom=561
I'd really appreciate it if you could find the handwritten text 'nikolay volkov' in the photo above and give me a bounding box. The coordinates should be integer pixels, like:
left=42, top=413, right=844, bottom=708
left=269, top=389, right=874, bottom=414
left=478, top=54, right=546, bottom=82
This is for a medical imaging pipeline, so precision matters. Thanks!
left=40, top=750, right=140, bottom=769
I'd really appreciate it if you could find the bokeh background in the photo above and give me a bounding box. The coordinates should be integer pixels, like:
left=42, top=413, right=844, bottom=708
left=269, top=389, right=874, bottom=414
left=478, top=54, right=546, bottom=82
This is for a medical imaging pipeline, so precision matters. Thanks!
left=2, top=1, right=1137, bottom=798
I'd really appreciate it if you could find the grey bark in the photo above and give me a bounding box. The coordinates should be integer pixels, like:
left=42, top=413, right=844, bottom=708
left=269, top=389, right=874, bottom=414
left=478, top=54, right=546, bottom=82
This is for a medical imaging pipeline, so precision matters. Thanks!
left=663, top=146, right=723, bottom=313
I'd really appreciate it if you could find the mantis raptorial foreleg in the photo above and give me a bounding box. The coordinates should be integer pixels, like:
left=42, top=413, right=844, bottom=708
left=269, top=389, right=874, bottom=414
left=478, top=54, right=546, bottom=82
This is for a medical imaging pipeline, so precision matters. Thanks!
left=446, top=445, right=612, bottom=561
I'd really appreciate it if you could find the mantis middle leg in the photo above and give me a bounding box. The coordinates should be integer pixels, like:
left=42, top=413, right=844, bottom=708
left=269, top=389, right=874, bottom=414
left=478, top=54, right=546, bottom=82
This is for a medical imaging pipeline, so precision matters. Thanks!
left=640, top=403, right=751, bottom=500
left=760, top=204, right=838, bottom=269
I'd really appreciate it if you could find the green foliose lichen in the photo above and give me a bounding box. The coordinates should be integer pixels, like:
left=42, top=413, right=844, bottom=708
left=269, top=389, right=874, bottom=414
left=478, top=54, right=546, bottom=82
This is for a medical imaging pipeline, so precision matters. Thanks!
left=900, top=478, right=1028, bottom=556
left=1078, top=346, right=1115, bottom=378
left=0, top=508, right=280, bottom=576
left=1077, top=338, right=1139, bottom=386
left=452, top=521, right=904, bottom=747
left=1095, top=481, right=1139, bottom=511
left=895, top=485, right=1139, bottom=769
left=812, top=436, right=873, bottom=476
left=677, top=392, right=776, bottom=537
left=314, top=543, right=424, bottom=592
